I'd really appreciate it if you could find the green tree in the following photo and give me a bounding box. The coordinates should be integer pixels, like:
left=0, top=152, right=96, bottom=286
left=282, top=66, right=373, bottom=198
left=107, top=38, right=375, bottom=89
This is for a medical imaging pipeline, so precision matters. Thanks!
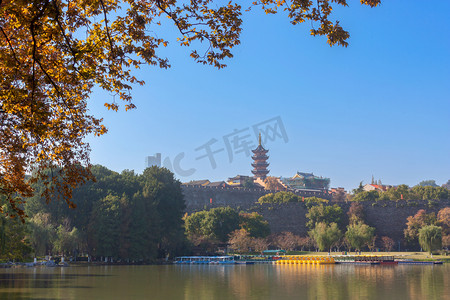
left=0, top=213, right=32, bottom=261
left=443, top=180, right=450, bottom=190
left=308, top=222, right=342, bottom=253
left=306, top=204, right=344, bottom=229
left=185, top=210, right=209, bottom=238
left=418, top=225, right=442, bottom=257
left=303, top=197, right=329, bottom=209
left=353, top=190, right=380, bottom=202
left=140, top=166, right=185, bottom=258
left=239, top=212, right=270, bottom=238
left=28, top=212, right=55, bottom=256
left=384, top=184, right=411, bottom=201
left=417, top=180, right=439, bottom=187
left=202, top=207, right=240, bottom=243
left=87, top=194, right=122, bottom=258
left=257, top=191, right=300, bottom=204
left=411, top=186, right=449, bottom=201
left=352, top=182, right=365, bottom=195
left=184, top=207, right=240, bottom=244
left=345, top=222, right=375, bottom=252
left=53, top=225, right=81, bottom=257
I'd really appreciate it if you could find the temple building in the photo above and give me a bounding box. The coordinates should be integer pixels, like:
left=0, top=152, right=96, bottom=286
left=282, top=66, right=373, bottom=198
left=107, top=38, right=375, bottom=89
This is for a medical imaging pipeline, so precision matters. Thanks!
left=251, top=133, right=269, bottom=180
left=280, top=172, right=330, bottom=190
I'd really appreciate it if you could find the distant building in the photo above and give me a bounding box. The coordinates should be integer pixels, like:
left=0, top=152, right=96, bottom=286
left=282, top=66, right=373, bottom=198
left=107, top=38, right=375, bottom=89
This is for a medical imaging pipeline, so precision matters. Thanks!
left=251, top=133, right=269, bottom=180
left=145, top=153, right=161, bottom=168
left=280, top=172, right=330, bottom=190
left=182, top=180, right=210, bottom=187
left=227, top=175, right=264, bottom=189
left=227, top=175, right=253, bottom=186
left=206, top=181, right=228, bottom=188
left=363, top=184, right=391, bottom=192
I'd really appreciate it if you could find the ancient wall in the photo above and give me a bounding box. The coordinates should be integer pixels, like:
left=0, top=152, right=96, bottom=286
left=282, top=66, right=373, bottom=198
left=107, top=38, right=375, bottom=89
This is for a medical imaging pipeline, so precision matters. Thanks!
left=182, top=185, right=330, bottom=212
left=182, top=186, right=450, bottom=247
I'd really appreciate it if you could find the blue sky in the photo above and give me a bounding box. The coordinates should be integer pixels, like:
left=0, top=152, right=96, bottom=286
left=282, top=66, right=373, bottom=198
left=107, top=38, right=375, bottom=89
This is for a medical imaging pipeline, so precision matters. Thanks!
left=86, top=1, right=450, bottom=190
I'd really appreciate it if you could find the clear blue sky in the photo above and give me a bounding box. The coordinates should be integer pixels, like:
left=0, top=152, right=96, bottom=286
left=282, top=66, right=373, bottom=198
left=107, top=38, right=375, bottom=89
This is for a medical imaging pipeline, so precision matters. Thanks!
left=86, top=1, right=450, bottom=191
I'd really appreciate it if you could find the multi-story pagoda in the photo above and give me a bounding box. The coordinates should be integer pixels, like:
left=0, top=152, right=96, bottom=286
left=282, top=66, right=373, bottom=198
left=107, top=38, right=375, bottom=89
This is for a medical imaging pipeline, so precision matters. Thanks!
left=251, top=133, right=269, bottom=180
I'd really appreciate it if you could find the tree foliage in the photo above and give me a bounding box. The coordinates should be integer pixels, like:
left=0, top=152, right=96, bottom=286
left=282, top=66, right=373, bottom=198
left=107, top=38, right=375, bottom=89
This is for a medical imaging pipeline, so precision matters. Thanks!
left=228, top=229, right=252, bottom=253
left=238, top=212, right=270, bottom=238
left=272, top=231, right=300, bottom=251
left=24, top=165, right=185, bottom=261
left=417, top=180, right=439, bottom=187
left=308, top=222, right=342, bottom=253
left=185, top=208, right=270, bottom=244
left=345, top=221, right=375, bottom=251
left=437, top=207, right=450, bottom=236
left=258, top=191, right=300, bottom=204
left=404, top=209, right=437, bottom=243
left=352, top=184, right=449, bottom=202
left=381, top=236, right=394, bottom=252
left=418, top=225, right=442, bottom=256
left=305, top=203, right=344, bottom=229
left=0, top=0, right=381, bottom=218
left=0, top=208, right=32, bottom=260
left=347, top=201, right=364, bottom=225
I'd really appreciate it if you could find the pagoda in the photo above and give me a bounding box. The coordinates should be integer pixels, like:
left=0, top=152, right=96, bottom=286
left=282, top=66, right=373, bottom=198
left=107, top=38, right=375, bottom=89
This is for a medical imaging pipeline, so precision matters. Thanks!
left=251, top=133, right=269, bottom=180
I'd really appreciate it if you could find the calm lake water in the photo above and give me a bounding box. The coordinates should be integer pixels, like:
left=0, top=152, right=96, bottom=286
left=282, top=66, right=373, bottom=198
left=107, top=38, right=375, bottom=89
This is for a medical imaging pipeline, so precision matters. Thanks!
left=0, top=264, right=449, bottom=300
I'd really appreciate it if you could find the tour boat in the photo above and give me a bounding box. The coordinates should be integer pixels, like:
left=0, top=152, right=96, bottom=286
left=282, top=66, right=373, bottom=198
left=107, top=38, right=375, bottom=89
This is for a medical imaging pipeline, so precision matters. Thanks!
left=174, top=256, right=236, bottom=264
left=333, top=255, right=397, bottom=265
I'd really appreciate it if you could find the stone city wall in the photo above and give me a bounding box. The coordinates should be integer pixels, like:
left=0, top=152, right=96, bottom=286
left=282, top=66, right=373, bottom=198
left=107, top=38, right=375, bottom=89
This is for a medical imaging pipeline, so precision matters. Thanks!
left=182, top=186, right=450, bottom=247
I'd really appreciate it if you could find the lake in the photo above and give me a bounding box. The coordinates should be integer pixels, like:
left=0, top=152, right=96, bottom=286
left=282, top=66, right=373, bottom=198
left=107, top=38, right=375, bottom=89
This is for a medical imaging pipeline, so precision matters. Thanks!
left=0, top=264, right=449, bottom=299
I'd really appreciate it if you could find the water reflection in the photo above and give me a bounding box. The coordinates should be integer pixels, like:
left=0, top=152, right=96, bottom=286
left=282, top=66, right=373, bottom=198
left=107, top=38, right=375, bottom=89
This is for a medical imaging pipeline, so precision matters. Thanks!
left=0, top=264, right=448, bottom=299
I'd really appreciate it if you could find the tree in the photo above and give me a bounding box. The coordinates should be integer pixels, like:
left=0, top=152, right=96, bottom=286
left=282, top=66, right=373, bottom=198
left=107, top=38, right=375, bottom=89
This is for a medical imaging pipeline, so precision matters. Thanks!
left=273, top=232, right=300, bottom=251
left=347, top=202, right=364, bottom=225
left=28, top=212, right=55, bottom=256
left=353, top=182, right=365, bottom=195
left=140, top=166, right=185, bottom=257
left=437, top=207, right=450, bottom=236
left=53, top=225, right=81, bottom=257
left=417, top=180, right=439, bottom=187
left=0, top=0, right=381, bottom=218
left=345, top=222, right=375, bottom=252
left=418, top=225, right=442, bottom=257
left=404, top=209, right=437, bottom=243
left=381, top=236, right=395, bottom=252
left=252, top=238, right=270, bottom=253
left=239, top=212, right=270, bottom=238
left=0, top=211, right=33, bottom=260
left=443, top=180, right=450, bottom=190
left=353, top=190, right=379, bottom=202
left=308, top=222, right=342, bottom=253
left=87, top=195, right=122, bottom=258
left=228, top=229, right=252, bottom=254
left=306, top=204, right=344, bottom=229
left=185, top=207, right=240, bottom=243
left=443, top=235, right=450, bottom=249
left=257, top=191, right=300, bottom=204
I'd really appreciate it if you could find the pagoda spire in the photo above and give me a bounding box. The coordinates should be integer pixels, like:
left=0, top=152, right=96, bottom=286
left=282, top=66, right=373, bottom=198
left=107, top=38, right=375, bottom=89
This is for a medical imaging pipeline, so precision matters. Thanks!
left=251, top=133, right=269, bottom=180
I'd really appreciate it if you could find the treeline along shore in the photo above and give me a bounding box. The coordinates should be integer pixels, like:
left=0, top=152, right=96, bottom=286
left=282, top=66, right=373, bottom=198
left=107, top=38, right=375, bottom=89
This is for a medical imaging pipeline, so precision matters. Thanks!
left=0, top=166, right=449, bottom=263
